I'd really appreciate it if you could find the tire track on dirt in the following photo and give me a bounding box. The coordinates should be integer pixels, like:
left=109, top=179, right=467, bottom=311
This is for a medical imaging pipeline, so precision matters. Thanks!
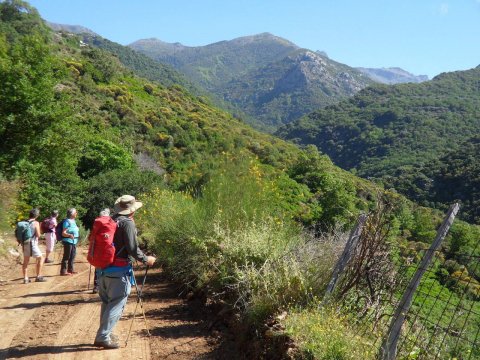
left=0, top=251, right=88, bottom=358
left=1, top=242, right=237, bottom=360
left=1, top=247, right=150, bottom=360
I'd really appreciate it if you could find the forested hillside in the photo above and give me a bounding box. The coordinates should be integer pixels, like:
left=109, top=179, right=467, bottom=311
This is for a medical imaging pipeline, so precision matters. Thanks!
left=387, top=136, right=480, bottom=224
left=130, top=34, right=373, bottom=131
left=0, top=0, right=367, bottom=230
left=2, top=2, right=480, bottom=358
left=277, top=67, right=480, bottom=222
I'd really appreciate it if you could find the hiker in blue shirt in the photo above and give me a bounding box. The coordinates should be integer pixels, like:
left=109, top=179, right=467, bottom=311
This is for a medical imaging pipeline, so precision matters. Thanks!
left=94, top=195, right=156, bottom=349
left=60, top=208, right=80, bottom=276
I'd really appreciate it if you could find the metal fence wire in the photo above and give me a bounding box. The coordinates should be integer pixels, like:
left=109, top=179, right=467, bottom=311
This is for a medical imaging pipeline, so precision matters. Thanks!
left=394, top=247, right=480, bottom=359
left=326, top=203, right=480, bottom=360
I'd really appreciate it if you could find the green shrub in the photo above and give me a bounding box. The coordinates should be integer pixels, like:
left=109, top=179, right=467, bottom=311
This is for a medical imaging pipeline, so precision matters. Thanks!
left=77, top=139, right=134, bottom=179
left=232, top=228, right=341, bottom=322
left=283, top=307, right=375, bottom=360
left=137, top=157, right=344, bottom=324
left=81, top=168, right=164, bottom=229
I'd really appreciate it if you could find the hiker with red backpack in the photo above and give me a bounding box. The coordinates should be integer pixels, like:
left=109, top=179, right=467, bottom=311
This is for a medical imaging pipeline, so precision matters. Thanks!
left=60, top=208, right=80, bottom=276
left=41, top=210, right=59, bottom=264
left=91, top=195, right=155, bottom=349
left=16, top=208, right=47, bottom=283
left=90, top=208, right=111, bottom=294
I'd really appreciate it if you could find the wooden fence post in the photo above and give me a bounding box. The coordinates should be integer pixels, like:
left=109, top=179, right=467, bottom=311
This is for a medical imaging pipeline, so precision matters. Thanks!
left=379, top=203, right=460, bottom=360
left=320, top=213, right=368, bottom=307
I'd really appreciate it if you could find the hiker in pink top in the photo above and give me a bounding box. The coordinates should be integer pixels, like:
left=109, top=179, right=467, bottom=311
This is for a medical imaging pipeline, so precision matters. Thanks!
left=44, top=210, right=59, bottom=263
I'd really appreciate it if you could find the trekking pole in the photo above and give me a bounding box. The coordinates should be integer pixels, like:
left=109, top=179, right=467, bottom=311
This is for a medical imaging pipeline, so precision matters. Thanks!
left=87, top=264, right=92, bottom=291
left=135, top=265, right=150, bottom=334
left=138, top=266, right=150, bottom=335
left=125, top=266, right=150, bottom=346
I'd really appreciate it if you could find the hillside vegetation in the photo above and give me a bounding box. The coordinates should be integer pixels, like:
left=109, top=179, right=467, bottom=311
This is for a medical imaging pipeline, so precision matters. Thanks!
left=129, top=34, right=373, bottom=131
left=0, top=0, right=369, bottom=229
left=2, top=2, right=480, bottom=359
left=277, top=67, right=480, bottom=223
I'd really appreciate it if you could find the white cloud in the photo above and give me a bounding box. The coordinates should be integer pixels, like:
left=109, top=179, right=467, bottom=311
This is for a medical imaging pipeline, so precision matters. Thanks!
left=439, top=3, right=449, bottom=15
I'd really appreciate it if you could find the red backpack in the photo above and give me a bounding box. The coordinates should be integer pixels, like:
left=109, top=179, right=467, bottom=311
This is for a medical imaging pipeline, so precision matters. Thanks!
left=87, top=216, right=118, bottom=269
left=40, top=218, right=50, bottom=234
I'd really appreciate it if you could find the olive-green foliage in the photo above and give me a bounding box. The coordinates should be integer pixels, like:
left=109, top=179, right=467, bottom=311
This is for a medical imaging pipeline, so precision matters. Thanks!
left=1, top=0, right=368, bottom=232
left=77, top=139, right=134, bottom=179
left=130, top=36, right=373, bottom=131
left=288, top=145, right=358, bottom=228
left=80, top=33, right=199, bottom=93
left=0, top=180, right=18, bottom=232
left=283, top=307, right=375, bottom=360
left=0, top=0, right=49, bottom=41
left=0, top=2, right=162, bottom=224
left=137, top=158, right=340, bottom=323
left=0, top=21, right=60, bottom=168
left=3, top=4, right=480, bottom=357
left=277, top=68, right=480, bottom=224
left=80, top=168, right=164, bottom=229
left=372, top=136, right=480, bottom=225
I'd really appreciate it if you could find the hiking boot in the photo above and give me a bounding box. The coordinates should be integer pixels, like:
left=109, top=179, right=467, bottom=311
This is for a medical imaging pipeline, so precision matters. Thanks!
left=60, top=271, right=71, bottom=276
left=93, top=339, right=119, bottom=349
left=23, top=278, right=31, bottom=284
left=110, top=334, right=119, bottom=342
left=44, top=259, right=54, bottom=264
left=35, top=276, right=47, bottom=282
left=92, top=286, right=99, bottom=294
left=68, top=271, right=78, bottom=274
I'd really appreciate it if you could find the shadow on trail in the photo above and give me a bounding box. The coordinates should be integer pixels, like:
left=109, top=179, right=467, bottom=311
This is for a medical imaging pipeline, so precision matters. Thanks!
left=20, top=289, right=86, bottom=298
left=150, top=322, right=206, bottom=340
left=4, top=343, right=97, bottom=358
left=1, top=297, right=99, bottom=310
left=142, top=270, right=247, bottom=360
left=145, top=303, right=200, bottom=322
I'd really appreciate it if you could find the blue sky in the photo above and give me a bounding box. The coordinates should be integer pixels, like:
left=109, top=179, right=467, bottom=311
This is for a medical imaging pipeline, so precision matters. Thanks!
left=29, top=0, right=480, bottom=78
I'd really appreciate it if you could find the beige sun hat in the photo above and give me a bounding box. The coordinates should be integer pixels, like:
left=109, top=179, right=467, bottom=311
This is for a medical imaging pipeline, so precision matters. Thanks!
left=114, top=195, right=143, bottom=215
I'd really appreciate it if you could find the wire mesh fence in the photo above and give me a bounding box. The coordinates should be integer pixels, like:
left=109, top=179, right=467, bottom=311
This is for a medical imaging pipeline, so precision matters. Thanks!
left=394, top=248, right=480, bottom=359
left=326, top=203, right=480, bottom=359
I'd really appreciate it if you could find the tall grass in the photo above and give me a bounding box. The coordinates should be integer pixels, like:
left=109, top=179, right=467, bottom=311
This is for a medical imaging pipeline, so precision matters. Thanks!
left=283, top=307, right=375, bottom=360
left=137, top=156, right=343, bottom=323
left=135, top=155, right=386, bottom=358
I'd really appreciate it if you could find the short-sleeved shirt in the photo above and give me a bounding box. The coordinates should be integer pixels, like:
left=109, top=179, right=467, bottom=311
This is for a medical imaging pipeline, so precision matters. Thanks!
left=62, top=219, right=79, bottom=245
left=46, top=217, right=57, bottom=233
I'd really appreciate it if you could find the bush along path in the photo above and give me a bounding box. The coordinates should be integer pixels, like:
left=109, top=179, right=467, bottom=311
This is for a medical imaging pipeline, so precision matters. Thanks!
left=0, top=240, right=244, bottom=360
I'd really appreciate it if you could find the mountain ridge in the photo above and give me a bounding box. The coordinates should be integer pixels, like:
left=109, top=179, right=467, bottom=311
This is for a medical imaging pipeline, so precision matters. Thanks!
left=129, top=33, right=373, bottom=130
left=356, top=67, right=429, bottom=84
left=46, top=21, right=97, bottom=36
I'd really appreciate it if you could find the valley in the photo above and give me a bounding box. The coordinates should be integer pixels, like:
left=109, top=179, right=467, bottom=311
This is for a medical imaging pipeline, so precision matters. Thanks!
left=1, top=1, right=480, bottom=359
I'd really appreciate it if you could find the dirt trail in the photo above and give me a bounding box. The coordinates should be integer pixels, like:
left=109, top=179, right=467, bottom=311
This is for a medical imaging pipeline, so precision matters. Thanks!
left=0, top=241, right=234, bottom=360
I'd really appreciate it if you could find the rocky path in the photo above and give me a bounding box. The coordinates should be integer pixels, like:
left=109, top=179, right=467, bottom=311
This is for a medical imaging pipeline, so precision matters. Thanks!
left=0, top=241, right=231, bottom=360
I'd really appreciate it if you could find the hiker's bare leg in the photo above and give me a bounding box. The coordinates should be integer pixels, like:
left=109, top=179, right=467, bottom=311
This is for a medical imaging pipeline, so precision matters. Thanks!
left=45, top=250, right=51, bottom=261
left=22, top=256, right=30, bottom=278
left=36, top=257, right=44, bottom=277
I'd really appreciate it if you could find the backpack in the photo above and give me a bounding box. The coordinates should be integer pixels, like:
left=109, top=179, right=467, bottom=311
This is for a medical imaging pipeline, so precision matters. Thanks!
left=15, top=220, right=33, bottom=244
left=56, top=219, right=67, bottom=241
left=40, top=217, right=50, bottom=234
left=87, top=216, right=118, bottom=269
